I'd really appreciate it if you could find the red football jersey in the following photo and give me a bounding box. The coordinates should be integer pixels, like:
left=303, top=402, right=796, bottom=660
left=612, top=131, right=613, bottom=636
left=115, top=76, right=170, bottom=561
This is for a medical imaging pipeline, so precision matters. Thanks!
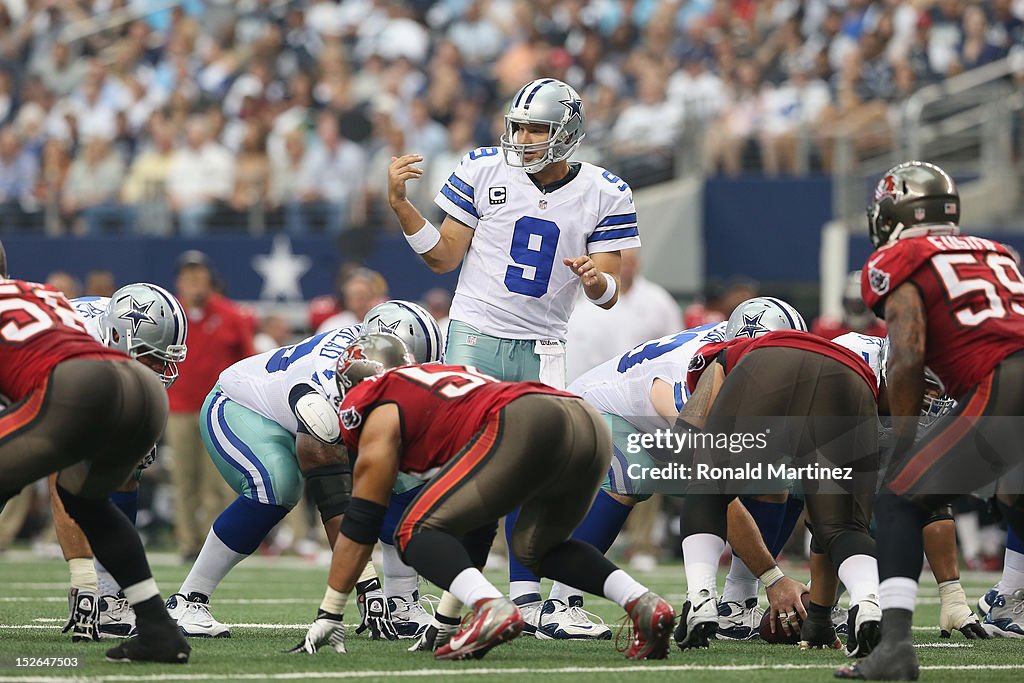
left=686, top=330, right=878, bottom=399
left=338, top=364, right=576, bottom=478
left=861, top=235, right=1024, bottom=399
left=0, top=279, right=126, bottom=402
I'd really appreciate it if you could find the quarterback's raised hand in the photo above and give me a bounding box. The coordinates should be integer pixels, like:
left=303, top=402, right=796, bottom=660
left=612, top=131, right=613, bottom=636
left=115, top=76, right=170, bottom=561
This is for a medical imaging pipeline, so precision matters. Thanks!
left=388, top=155, right=424, bottom=208
left=563, top=255, right=601, bottom=288
left=288, top=609, right=346, bottom=654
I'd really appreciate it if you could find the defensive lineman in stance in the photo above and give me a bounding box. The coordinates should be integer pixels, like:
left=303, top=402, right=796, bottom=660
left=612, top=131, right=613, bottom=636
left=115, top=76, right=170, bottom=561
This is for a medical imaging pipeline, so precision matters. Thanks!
left=388, top=77, right=640, bottom=641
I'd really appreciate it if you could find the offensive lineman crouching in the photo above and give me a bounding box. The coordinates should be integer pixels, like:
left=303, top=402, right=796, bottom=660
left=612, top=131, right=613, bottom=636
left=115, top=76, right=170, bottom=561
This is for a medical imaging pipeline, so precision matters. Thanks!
left=291, top=334, right=676, bottom=660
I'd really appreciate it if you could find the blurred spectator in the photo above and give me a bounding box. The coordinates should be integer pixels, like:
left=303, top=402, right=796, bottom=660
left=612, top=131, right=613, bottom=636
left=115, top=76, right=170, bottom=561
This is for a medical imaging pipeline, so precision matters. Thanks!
left=84, top=270, right=116, bottom=298
left=122, top=114, right=177, bottom=234
left=447, top=0, right=505, bottom=66
left=423, top=287, right=452, bottom=342
left=61, top=136, right=125, bottom=235
left=254, top=313, right=294, bottom=354
left=167, top=250, right=255, bottom=561
left=760, top=65, right=831, bottom=175
left=952, top=5, right=1003, bottom=74
left=316, top=268, right=385, bottom=333
left=0, top=126, right=39, bottom=232
left=29, top=41, right=85, bottom=98
left=295, top=111, right=366, bottom=235
left=227, top=122, right=271, bottom=229
left=307, top=264, right=349, bottom=332
left=683, top=278, right=760, bottom=328
left=167, top=114, right=235, bottom=236
left=811, top=269, right=887, bottom=340
left=45, top=270, right=81, bottom=299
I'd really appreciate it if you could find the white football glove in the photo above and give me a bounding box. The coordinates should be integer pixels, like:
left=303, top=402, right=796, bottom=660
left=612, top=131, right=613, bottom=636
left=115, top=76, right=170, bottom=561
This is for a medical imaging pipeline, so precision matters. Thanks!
left=938, top=581, right=988, bottom=639
left=356, top=578, right=398, bottom=640
left=288, top=610, right=346, bottom=654
left=293, top=388, right=341, bottom=444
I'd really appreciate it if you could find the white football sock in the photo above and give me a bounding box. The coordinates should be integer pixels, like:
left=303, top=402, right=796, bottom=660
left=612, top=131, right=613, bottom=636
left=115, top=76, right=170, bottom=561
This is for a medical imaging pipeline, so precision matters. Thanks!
left=548, top=581, right=581, bottom=604
left=838, top=554, right=879, bottom=606
left=682, top=533, right=725, bottom=600
left=878, top=576, right=918, bottom=612
left=68, top=558, right=98, bottom=593
left=436, top=591, right=464, bottom=620
left=94, top=560, right=121, bottom=597
left=179, top=528, right=247, bottom=599
left=721, top=555, right=758, bottom=605
left=603, top=569, right=647, bottom=608
left=450, top=568, right=502, bottom=608
left=954, top=512, right=981, bottom=563
left=381, top=542, right=419, bottom=599
left=998, top=547, right=1024, bottom=594
left=509, top=580, right=542, bottom=602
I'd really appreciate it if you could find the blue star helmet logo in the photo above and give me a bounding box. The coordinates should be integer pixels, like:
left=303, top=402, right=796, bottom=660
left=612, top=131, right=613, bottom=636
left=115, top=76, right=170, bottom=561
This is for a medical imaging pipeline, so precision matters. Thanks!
left=118, top=296, right=157, bottom=335
left=373, top=318, right=402, bottom=335
left=734, top=311, right=769, bottom=339
left=560, top=97, right=583, bottom=124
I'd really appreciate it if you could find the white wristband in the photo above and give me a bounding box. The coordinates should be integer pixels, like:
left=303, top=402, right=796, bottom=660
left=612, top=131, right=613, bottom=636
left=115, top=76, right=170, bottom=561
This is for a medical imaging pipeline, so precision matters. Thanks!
left=404, top=220, right=442, bottom=254
left=320, top=585, right=349, bottom=615
left=587, top=272, right=617, bottom=305
left=759, top=565, right=785, bottom=588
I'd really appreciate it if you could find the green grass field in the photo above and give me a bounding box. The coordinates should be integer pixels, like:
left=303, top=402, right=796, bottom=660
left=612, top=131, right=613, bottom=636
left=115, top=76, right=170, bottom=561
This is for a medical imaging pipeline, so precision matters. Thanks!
left=0, top=551, right=1020, bottom=682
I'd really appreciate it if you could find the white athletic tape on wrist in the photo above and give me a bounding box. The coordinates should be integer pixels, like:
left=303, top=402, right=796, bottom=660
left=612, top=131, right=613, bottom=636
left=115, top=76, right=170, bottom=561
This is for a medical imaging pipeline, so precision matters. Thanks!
left=588, top=272, right=616, bottom=305
left=321, top=585, right=349, bottom=615
left=759, top=566, right=785, bottom=588
left=405, top=220, right=442, bottom=254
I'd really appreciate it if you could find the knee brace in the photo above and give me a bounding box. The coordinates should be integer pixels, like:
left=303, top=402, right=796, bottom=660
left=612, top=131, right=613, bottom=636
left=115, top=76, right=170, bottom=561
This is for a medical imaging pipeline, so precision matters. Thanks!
left=923, top=504, right=954, bottom=526
left=304, top=463, right=352, bottom=523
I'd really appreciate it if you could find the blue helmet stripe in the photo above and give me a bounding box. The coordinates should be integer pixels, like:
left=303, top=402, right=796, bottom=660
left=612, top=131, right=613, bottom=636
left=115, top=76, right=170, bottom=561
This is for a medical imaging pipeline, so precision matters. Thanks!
left=763, top=296, right=803, bottom=331
left=394, top=301, right=433, bottom=363
left=149, top=284, right=184, bottom=348
left=523, top=79, right=555, bottom=111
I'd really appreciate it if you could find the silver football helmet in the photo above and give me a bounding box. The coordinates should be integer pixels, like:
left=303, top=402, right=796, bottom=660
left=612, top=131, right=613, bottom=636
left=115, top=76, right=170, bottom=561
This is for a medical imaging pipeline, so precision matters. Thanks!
left=336, top=333, right=414, bottom=398
left=725, top=297, right=808, bottom=340
left=99, top=283, right=188, bottom=388
left=920, top=367, right=956, bottom=428
left=500, top=78, right=586, bottom=173
left=362, top=300, right=444, bottom=364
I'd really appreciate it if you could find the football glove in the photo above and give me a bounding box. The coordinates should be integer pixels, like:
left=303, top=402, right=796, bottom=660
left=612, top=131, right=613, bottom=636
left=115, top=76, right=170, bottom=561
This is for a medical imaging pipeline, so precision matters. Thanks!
left=288, top=609, right=346, bottom=654
left=355, top=578, right=398, bottom=640
left=939, top=581, right=989, bottom=639
left=62, top=587, right=100, bottom=642
left=407, top=613, right=461, bottom=652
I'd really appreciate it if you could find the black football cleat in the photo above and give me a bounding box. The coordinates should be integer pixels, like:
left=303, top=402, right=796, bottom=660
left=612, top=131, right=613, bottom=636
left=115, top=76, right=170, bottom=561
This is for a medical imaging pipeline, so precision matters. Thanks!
left=105, top=631, right=191, bottom=664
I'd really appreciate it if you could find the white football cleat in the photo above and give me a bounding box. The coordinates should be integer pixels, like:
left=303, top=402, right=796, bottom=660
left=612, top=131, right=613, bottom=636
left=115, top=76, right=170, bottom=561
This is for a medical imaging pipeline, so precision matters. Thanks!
left=713, top=598, right=763, bottom=641
left=98, top=593, right=136, bottom=638
left=388, top=591, right=433, bottom=639
left=513, top=597, right=543, bottom=637
left=536, top=597, right=612, bottom=640
left=166, top=592, right=230, bottom=638
left=982, top=589, right=1024, bottom=638
left=845, top=595, right=881, bottom=657
left=674, top=589, right=719, bottom=650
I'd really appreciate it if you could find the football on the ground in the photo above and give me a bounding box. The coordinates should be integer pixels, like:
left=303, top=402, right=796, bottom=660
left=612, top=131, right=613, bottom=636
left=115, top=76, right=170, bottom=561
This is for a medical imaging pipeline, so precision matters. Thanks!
left=758, top=592, right=812, bottom=643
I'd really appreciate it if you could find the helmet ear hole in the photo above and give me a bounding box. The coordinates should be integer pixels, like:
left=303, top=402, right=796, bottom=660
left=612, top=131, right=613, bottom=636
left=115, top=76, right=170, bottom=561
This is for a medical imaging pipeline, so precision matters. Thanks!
left=111, top=329, right=120, bottom=344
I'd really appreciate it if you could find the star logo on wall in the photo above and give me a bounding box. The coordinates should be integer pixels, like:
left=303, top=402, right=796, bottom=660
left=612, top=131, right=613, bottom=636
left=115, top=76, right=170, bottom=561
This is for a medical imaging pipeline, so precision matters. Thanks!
left=734, top=311, right=769, bottom=339
left=118, top=296, right=157, bottom=335
left=252, top=235, right=312, bottom=301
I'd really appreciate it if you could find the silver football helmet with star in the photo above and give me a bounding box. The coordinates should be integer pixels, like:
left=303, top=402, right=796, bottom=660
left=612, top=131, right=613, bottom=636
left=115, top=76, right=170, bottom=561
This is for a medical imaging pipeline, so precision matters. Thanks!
left=98, top=283, right=188, bottom=388
left=362, top=300, right=443, bottom=364
left=725, top=297, right=808, bottom=340
left=500, top=78, right=586, bottom=174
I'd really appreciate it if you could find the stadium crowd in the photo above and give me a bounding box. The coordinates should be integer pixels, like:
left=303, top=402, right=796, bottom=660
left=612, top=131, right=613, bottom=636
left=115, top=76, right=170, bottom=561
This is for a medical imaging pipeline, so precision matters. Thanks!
left=0, top=0, right=1021, bottom=236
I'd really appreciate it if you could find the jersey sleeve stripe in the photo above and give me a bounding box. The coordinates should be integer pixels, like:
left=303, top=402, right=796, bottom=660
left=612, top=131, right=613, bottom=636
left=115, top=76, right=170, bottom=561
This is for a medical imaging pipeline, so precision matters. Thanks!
left=447, top=173, right=474, bottom=199
left=439, top=185, right=479, bottom=219
left=596, top=212, right=638, bottom=227
left=588, top=226, right=640, bottom=243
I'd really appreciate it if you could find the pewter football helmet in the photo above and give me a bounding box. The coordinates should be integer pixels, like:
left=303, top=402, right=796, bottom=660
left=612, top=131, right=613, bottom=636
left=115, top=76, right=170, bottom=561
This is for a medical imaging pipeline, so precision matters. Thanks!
left=362, top=300, right=444, bottom=364
left=335, top=333, right=414, bottom=398
left=725, top=297, right=808, bottom=340
left=99, top=283, right=188, bottom=388
left=500, top=78, right=586, bottom=173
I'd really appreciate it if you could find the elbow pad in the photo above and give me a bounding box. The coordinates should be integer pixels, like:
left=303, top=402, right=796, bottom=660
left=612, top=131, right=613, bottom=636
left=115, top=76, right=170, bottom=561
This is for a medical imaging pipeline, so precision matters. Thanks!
left=290, top=384, right=341, bottom=445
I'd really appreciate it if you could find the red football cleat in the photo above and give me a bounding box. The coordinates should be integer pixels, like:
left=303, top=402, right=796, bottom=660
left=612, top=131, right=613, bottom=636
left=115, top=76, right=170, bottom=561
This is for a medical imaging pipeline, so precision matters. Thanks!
left=434, top=597, right=524, bottom=661
left=623, top=592, right=676, bottom=660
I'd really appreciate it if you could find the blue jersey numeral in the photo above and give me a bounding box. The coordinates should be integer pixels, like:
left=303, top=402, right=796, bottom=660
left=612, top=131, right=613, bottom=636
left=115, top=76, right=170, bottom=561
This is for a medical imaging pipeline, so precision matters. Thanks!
left=469, top=147, right=499, bottom=161
left=504, top=216, right=560, bottom=298
left=616, top=323, right=719, bottom=373
left=265, top=332, right=330, bottom=373
left=601, top=170, right=629, bottom=192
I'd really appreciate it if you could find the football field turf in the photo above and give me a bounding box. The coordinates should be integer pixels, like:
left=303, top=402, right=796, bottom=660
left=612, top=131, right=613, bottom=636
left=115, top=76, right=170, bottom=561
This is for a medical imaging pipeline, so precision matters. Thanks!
left=0, top=552, right=1020, bottom=682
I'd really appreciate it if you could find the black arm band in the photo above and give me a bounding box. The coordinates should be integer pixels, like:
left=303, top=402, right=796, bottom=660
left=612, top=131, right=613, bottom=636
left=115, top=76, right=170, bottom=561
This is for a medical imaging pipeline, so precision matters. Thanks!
left=340, top=497, right=388, bottom=545
left=304, top=463, right=352, bottom=523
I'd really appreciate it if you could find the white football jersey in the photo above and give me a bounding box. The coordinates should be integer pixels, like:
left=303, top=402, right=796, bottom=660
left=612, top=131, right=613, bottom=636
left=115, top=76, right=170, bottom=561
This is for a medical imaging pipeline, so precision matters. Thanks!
left=71, top=296, right=110, bottom=343
left=435, top=148, right=641, bottom=341
left=569, top=322, right=728, bottom=434
left=832, top=332, right=887, bottom=388
left=218, top=324, right=362, bottom=434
